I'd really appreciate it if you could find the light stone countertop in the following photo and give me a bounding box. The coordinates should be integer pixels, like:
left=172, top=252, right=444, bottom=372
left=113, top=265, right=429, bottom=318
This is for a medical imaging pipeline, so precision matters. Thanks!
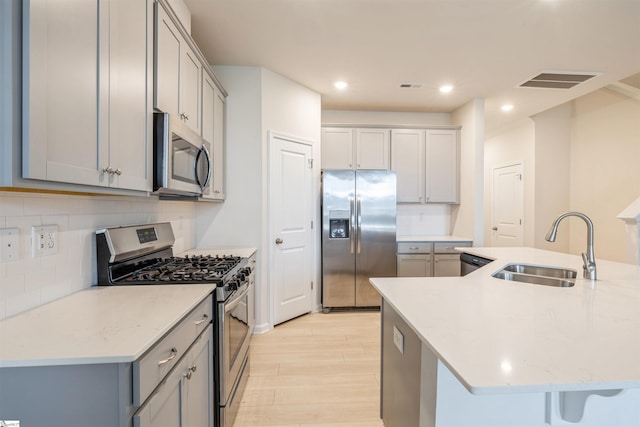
left=370, top=247, right=640, bottom=394
left=0, top=284, right=215, bottom=368
left=396, top=235, right=473, bottom=243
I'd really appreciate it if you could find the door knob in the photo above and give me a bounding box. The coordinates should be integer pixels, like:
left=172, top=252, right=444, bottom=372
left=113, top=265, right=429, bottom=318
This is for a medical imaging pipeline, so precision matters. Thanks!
left=492, top=227, right=498, bottom=231
left=275, top=238, right=283, bottom=245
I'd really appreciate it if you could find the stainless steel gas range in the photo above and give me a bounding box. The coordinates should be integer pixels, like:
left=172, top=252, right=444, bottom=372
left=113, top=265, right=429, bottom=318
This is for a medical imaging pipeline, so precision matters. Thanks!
left=96, top=222, right=252, bottom=427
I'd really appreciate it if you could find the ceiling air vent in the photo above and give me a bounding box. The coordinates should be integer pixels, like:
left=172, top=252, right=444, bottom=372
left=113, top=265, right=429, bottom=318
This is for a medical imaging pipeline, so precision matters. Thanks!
left=519, top=72, right=599, bottom=89
left=399, top=83, right=423, bottom=88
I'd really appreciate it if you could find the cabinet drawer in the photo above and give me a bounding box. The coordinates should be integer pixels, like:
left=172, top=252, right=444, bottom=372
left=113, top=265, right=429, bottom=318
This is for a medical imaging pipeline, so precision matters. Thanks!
left=397, top=242, right=433, bottom=254
left=434, top=241, right=470, bottom=253
left=133, top=296, right=213, bottom=406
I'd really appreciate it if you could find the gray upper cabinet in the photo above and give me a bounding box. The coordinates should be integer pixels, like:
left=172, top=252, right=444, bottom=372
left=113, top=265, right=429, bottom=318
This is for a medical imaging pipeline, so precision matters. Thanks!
left=321, top=127, right=390, bottom=170
left=21, top=0, right=152, bottom=192
left=155, top=1, right=202, bottom=135
left=321, top=127, right=354, bottom=169
left=391, top=128, right=459, bottom=204
left=156, top=0, right=227, bottom=202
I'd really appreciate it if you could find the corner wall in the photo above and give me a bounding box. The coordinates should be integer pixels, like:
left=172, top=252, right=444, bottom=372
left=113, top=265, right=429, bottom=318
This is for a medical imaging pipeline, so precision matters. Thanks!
left=531, top=103, right=573, bottom=251
left=451, top=98, right=485, bottom=245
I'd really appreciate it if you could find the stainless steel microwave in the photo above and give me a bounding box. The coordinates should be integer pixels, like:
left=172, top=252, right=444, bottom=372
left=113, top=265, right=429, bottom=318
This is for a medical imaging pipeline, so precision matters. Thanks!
left=153, top=112, right=211, bottom=199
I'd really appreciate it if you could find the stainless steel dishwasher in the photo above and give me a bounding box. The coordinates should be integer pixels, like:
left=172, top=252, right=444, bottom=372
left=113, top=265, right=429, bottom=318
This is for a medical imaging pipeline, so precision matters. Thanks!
left=460, top=252, right=493, bottom=275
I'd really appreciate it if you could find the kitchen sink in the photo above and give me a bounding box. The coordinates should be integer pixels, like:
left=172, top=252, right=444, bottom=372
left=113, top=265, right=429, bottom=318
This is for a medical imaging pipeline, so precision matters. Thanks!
left=492, top=263, right=577, bottom=287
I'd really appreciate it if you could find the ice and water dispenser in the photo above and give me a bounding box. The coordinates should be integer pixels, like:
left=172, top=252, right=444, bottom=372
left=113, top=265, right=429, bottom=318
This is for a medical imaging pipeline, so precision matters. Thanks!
left=328, top=210, right=350, bottom=239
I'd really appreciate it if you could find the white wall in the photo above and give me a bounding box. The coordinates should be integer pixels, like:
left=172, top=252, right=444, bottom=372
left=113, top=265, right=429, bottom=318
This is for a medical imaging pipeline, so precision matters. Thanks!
left=569, top=88, right=640, bottom=262
left=451, top=98, right=485, bottom=245
left=0, top=191, right=195, bottom=320
left=195, top=66, right=321, bottom=332
left=484, top=119, right=536, bottom=246
left=531, top=103, right=573, bottom=251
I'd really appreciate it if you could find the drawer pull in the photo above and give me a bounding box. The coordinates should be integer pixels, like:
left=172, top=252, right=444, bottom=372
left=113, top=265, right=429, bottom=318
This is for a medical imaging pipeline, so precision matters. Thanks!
left=158, top=347, right=178, bottom=366
left=194, top=314, right=209, bottom=325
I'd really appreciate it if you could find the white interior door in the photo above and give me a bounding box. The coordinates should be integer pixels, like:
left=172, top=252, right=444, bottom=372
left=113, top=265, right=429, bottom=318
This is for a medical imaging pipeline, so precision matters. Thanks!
left=491, top=163, right=524, bottom=246
left=270, top=132, right=314, bottom=325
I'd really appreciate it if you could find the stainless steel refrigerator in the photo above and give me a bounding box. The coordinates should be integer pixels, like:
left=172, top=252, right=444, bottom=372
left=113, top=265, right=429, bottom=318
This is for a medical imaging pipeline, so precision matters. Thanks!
left=322, top=170, right=397, bottom=308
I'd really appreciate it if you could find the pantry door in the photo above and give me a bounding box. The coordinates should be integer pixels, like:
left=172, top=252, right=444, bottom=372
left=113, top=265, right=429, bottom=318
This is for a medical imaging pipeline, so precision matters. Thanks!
left=269, top=132, right=314, bottom=325
left=491, top=163, right=524, bottom=246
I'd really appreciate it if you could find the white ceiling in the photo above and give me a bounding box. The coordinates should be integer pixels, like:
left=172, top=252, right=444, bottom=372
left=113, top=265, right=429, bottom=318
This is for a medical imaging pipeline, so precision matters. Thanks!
left=182, top=0, right=640, bottom=135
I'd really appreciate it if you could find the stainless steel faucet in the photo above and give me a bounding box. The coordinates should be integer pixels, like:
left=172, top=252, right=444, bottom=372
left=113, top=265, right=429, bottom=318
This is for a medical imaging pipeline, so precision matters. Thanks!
left=545, top=212, right=597, bottom=281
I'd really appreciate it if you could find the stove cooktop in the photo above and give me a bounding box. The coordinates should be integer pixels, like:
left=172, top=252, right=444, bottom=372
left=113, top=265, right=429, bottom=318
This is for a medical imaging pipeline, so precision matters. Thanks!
left=117, top=255, right=244, bottom=285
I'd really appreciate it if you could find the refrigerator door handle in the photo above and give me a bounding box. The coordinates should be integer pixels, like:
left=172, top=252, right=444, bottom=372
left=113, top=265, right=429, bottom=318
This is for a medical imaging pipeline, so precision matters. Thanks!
left=350, top=196, right=356, bottom=254
left=357, top=197, right=362, bottom=254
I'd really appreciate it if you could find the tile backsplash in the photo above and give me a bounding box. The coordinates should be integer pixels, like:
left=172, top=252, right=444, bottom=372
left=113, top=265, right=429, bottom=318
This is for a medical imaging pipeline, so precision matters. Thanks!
left=0, top=191, right=195, bottom=320
left=396, top=203, right=451, bottom=236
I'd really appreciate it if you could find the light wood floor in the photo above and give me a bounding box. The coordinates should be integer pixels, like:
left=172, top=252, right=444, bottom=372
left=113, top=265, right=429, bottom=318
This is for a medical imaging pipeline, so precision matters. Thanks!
left=234, top=311, right=385, bottom=427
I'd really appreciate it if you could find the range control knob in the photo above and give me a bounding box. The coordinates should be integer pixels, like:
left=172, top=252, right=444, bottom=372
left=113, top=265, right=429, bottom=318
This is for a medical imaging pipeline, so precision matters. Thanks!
left=227, top=280, right=239, bottom=291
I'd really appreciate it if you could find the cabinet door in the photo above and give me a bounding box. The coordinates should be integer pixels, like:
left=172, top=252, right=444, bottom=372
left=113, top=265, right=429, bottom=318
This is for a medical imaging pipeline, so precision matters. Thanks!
left=321, top=127, right=354, bottom=169
left=202, top=74, right=215, bottom=144
left=22, top=0, right=105, bottom=186
left=356, top=128, right=390, bottom=169
left=155, top=3, right=181, bottom=116
left=425, top=130, right=459, bottom=203
left=134, top=358, right=186, bottom=427
left=391, top=129, right=425, bottom=203
left=211, top=88, right=226, bottom=199
left=184, top=326, right=214, bottom=427
left=108, top=0, right=152, bottom=191
left=434, top=254, right=461, bottom=277
left=397, top=254, right=432, bottom=277
left=180, top=44, right=202, bottom=135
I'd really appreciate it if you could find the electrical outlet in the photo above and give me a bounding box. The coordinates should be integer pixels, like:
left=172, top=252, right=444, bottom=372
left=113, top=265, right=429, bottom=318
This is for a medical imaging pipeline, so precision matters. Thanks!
left=0, top=228, right=20, bottom=262
left=32, top=225, right=58, bottom=257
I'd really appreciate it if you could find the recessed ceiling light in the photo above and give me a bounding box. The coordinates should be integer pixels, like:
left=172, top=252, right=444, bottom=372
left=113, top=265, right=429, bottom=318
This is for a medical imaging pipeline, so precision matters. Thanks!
left=334, top=81, right=348, bottom=90
left=439, top=85, right=453, bottom=93
left=501, top=104, right=514, bottom=112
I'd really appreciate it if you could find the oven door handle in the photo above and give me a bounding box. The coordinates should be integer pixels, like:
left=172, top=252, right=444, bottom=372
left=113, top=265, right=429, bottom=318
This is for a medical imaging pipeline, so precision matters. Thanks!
left=224, top=286, right=249, bottom=313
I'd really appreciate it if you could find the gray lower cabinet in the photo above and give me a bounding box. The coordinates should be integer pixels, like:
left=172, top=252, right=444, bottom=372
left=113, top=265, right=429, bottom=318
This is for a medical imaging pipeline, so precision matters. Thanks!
left=0, top=296, right=213, bottom=427
left=135, top=325, right=214, bottom=427
left=381, top=299, right=422, bottom=427
left=397, top=241, right=471, bottom=277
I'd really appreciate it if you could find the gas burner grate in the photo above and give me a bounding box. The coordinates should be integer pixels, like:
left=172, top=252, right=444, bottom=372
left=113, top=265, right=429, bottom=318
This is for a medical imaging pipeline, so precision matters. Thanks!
left=122, top=255, right=243, bottom=284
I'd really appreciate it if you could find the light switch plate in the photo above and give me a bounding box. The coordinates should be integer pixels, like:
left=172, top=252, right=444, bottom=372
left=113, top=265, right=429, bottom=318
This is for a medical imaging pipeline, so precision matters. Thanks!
left=0, top=228, right=20, bottom=262
left=32, top=225, right=58, bottom=257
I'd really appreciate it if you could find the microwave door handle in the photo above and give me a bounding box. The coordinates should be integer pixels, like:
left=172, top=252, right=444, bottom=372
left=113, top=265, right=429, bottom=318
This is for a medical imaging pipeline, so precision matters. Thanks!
left=201, top=145, right=212, bottom=189
left=194, top=145, right=211, bottom=191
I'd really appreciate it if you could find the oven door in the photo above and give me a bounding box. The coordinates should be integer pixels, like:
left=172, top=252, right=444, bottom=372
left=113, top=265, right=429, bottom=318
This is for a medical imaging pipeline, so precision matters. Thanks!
left=154, top=112, right=211, bottom=197
left=220, top=283, right=251, bottom=407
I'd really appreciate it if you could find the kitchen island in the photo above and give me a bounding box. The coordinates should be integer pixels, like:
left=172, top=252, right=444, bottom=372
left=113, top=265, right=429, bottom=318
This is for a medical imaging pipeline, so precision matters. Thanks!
left=370, top=247, right=640, bottom=427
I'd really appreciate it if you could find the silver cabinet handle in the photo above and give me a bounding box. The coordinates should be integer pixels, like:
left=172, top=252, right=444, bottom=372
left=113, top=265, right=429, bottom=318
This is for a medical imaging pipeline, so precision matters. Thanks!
left=102, top=167, right=122, bottom=176
left=275, top=238, right=283, bottom=244
left=185, top=365, right=197, bottom=380
left=194, top=314, right=209, bottom=325
left=158, top=347, right=177, bottom=366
